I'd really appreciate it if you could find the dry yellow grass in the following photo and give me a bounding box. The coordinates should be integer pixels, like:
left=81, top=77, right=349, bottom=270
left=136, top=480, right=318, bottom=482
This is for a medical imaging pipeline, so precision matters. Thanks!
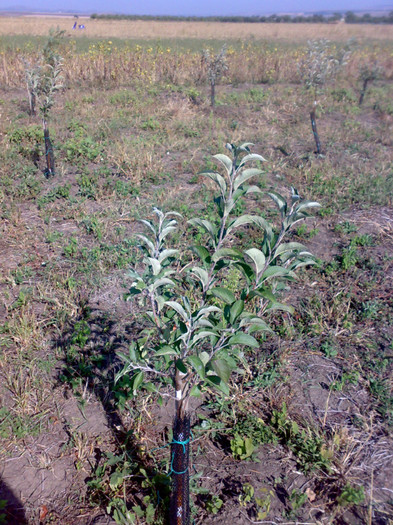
left=0, top=16, right=392, bottom=42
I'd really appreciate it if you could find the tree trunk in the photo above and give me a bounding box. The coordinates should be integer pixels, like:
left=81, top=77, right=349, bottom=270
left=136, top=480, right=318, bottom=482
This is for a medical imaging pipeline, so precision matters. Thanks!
left=359, top=78, right=369, bottom=106
left=210, top=81, right=216, bottom=107
left=27, top=85, right=36, bottom=116
left=310, top=107, right=321, bottom=155
left=43, top=119, right=55, bottom=177
left=169, top=414, right=190, bottom=525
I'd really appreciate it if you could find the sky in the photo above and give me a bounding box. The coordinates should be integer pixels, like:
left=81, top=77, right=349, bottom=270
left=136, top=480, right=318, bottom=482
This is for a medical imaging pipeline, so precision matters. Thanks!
left=1, top=0, right=391, bottom=15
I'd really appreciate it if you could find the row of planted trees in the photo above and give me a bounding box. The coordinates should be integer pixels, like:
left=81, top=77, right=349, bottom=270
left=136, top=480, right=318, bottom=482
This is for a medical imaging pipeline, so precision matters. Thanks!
left=21, top=32, right=383, bottom=176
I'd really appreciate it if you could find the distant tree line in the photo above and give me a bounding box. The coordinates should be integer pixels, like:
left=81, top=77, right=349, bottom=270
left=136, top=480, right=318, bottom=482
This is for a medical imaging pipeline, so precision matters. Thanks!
left=90, top=12, right=393, bottom=24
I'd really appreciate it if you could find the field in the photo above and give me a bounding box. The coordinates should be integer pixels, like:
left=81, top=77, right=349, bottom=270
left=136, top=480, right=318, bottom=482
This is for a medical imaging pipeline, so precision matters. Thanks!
left=0, top=17, right=393, bottom=525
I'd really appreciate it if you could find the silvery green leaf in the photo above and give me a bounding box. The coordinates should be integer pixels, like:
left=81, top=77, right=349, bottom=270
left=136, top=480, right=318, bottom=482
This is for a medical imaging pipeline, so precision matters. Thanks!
left=165, top=300, right=189, bottom=322
left=211, top=358, right=231, bottom=383
left=194, top=318, right=214, bottom=328
left=234, top=168, right=263, bottom=191
left=266, top=302, right=295, bottom=314
left=151, top=278, right=175, bottom=291
left=196, top=305, right=221, bottom=318
left=295, top=201, right=321, bottom=212
left=188, top=218, right=217, bottom=243
left=224, top=198, right=235, bottom=216
left=190, top=267, right=209, bottom=288
left=230, top=300, right=244, bottom=324
left=152, top=208, right=164, bottom=220
left=145, top=257, right=161, bottom=276
left=188, top=355, right=205, bottom=379
left=228, top=333, right=259, bottom=348
left=267, top=191, right=287, bottom=217
left=237, top=142, right=254, bottom=151
left=191, top=245, right=211, bottom=263
left=127, top=268, right=141, bottom=280
left=139, top=219, right=156, bottom=235
left=250, top=216, right=273, bottom=239
left=164, top=210, right=182, bottom=219
left=135, top=234, right=155, bottom=254
left=192, top=330, right=219, bottom=344
left=274, top=242, right=307, bottom=258
left=213, top=153, right=233, bottom=175
left=158, top=249, right=178, bottom=263
left=155, top=346, right=178, bottom=357
left=239, top=316, right=273, bottom=333
left=227, top=214, right=256, bottom=234
left=203, top=172, right=227, bottom=195
left=280, top=250, right=313, bottom=263
left=246, top=185, right=263, bottom=194
left=209, top=287, right=236, bottom=304
left=261, top=266, right=296, bottom=280
left=245, top=248, right=266, bottom=276
left=212, top=248, right=242, bottom=262
left=239, top=153, right=267, bottom=167
left=159, top=225, right=177, bottom=241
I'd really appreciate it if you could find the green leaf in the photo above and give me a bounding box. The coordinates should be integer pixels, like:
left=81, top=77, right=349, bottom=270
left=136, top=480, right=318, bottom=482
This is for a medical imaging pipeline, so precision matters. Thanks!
left=239, top=153, right=267, bottom=167
left=234, top=168, right=263, bottom=191
left=188, top=218, right=217, bottom=244
left=192, top=330, right=219, bottom=344
left=203, top=172, right=227, bottom=195
left=274, top=242, right=306, bottom=258
left=245, top=248, right=266, bottom=276
left=267, top=191, right=287, bottom=217
left=261, top=266, right=296, bottom=281
left=159, top=225, right=177, bottom=241
left=175, top=359, right=188, bottom=374
left=132, top=371, right=144, bottom=392
left=230, top=300, right=244, bottom=324
left=135, top=234, right=155, bottom=254
left=145, top=257, right=161, bottom=276
left=158, top=249, right=178, bottom=263
left=266, top=302, right=295, bottom=314
left=211, top=358, right=231, bottom=383
left=165, top=301, right=189, bottom=322
left=109, top=471, right=125, bottom=490
left=227, top=214, right=256, bottom=234
left=228, top=333, right=259, bottom=348
left=151, top=277, right=175, bottom=291
left=213, top=153, right=233, bottom=174
left=246, top=185, right=263, bottom=195
left=188, top=355, right=205, bottom=379
left=190, top=384, right=202, bottom=397
left=190, top=266, right=209, bottom=288
left=295, top=200, right=321, bottom=212
left=207, top=375, right=230, bottom=395
left=155, top=346, right=178, bottom=357
left=209, top=287, right=236, bottom=304
left=212, top=248, right=242, bottom=262
left=139, top=219, right=156, bottom=235
left=191, top=245, right=211, bottom=264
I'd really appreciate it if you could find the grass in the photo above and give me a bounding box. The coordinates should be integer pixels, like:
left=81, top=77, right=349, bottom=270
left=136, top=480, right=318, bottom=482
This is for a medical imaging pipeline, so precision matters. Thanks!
left=0, top=20, right=392, bottom=524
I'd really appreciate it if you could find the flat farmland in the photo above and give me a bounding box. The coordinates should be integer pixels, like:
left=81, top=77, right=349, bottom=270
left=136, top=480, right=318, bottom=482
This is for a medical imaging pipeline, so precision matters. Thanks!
left=0, top=16, right=392, bottom=41
left=0, top=17, right=392, bottom=525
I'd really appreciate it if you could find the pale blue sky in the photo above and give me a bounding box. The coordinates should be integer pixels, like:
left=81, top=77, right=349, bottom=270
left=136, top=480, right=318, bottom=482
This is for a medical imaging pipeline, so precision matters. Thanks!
left=1, top=0, right=391, bottom=15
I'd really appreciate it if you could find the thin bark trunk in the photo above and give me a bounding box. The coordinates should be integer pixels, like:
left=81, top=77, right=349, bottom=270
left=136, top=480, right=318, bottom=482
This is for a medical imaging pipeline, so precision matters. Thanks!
left=43, top=119, right=55, bottom=177
left=310, top=107, right=321, bottom=155
left=27, top=88, right=36, bottom=116
left=210, top=82, right=215, bottom=107
left=169, top=414, right=190, bottom=525
left=359, top=78, right=369, bottom=106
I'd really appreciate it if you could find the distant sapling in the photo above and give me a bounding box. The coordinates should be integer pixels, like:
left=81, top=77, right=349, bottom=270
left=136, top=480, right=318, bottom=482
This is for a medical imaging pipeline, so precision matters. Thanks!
left=202, top=45, right=228, bottom=107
